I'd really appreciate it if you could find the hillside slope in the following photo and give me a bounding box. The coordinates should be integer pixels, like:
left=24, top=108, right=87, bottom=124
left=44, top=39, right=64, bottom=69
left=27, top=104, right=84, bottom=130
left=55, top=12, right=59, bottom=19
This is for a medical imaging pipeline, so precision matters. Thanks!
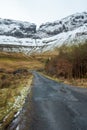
left=38, top=12, right=87, bottom=38
left=0, top=12, right=87, bottom=54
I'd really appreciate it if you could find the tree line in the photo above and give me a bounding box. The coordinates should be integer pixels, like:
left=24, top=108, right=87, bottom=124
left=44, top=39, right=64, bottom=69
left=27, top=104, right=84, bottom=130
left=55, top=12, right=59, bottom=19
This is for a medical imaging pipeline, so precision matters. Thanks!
left=45, top=42, right=87, bottom=79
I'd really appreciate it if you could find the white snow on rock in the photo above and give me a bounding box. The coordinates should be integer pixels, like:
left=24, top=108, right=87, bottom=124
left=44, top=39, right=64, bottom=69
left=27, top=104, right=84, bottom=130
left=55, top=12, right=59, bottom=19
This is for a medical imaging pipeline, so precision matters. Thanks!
left=0, top=18, right=36, bottom=38
left=0, top=12, right=87, bottom=54
left=38, top=12, right=87, bottom=38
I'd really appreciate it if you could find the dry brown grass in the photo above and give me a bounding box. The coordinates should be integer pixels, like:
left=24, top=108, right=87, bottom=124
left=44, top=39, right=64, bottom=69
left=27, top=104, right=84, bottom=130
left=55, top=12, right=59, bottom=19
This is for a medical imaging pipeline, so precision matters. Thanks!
left=0, top=52, right=44, bottom=72
left=41, top=72, right=87, bottom=88
left=63, top=78, right=87, bottom=88
left=0, top=51, right=45, bottom=129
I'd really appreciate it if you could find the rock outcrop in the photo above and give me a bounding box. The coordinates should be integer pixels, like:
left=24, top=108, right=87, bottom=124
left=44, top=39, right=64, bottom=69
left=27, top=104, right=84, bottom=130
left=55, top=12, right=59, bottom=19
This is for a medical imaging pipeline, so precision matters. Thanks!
left=37, top=12, right=87, bottom=38
left=0, top=18, right=36, bottom=38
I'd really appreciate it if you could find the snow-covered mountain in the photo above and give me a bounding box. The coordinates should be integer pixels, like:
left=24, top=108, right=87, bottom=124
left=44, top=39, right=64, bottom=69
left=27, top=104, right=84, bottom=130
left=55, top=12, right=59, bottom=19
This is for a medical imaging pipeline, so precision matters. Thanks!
left=0, top=18, right=36, bottom=38
left=38, top=12, right=87, bottom=38
left=0, top=12, right=87, bottom=54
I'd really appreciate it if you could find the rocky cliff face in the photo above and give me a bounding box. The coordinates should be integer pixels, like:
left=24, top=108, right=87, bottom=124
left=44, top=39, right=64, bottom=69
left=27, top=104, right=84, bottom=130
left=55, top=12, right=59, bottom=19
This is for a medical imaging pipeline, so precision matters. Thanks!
left=37, top=12, right=87, bottom=38
left=0, top=18, right=36, bottom=38
left=0, top=12, right=87, bottom=39
left=0, top=12, right=87, bottom=54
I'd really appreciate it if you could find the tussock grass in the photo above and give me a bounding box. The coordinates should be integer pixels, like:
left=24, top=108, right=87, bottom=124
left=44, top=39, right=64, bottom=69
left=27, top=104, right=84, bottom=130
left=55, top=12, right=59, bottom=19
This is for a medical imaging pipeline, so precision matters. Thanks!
left=0, top=70, right=33, bottom=129
left=41, top=72, right=87, bottom=88
left=0, top=51, right=47, bottom=129
left=0, top=51, right=44, bottom=129
left=0, top=52, right=44, bottom=72
left=64, top=78, right=87, bottom=88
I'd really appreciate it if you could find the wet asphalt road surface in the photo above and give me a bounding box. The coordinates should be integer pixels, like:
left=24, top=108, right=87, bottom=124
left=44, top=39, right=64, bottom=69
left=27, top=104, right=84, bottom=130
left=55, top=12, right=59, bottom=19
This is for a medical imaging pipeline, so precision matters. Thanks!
left=7, top=72, right=87, bottom=130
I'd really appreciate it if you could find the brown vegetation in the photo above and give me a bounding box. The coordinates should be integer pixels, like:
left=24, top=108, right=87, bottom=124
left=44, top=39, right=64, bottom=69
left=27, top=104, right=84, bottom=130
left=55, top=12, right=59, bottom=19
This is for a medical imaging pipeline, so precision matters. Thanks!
left=0, top=52, right=44, bottom=72
left=45, top=42, right=87, bottom=86
left=0, top=51, right=45, bottom=129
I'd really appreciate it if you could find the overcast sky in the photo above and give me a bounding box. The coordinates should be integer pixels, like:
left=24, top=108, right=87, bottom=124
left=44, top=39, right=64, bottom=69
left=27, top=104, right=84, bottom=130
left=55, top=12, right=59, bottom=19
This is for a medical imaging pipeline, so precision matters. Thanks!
left=0, top=0, right=87, bottom=26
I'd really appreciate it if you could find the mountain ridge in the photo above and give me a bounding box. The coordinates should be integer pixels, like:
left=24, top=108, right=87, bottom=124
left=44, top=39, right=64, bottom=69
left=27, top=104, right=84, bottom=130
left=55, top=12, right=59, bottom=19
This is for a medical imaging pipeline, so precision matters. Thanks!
left=0, top=12, right=87, bottom=54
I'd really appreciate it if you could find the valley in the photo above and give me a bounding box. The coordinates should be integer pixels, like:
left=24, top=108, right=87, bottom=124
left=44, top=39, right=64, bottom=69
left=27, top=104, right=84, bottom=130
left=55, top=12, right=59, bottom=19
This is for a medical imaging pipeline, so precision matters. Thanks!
left=0, top=12, right=87, bottom=130
left=0, top=47, right=87, bottom=129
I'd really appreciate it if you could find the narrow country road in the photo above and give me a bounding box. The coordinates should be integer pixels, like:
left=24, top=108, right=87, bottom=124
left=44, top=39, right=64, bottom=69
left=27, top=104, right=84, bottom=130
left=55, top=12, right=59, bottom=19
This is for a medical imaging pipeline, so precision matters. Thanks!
left=7, top=72, right=87, bottom=130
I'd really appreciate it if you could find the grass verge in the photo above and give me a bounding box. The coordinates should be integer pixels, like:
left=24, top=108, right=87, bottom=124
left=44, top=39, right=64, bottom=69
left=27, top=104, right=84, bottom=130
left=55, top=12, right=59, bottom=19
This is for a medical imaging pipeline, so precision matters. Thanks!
left=0, top=52, right=41, bottom=129
left=40, top=72, right=87, bottom=88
